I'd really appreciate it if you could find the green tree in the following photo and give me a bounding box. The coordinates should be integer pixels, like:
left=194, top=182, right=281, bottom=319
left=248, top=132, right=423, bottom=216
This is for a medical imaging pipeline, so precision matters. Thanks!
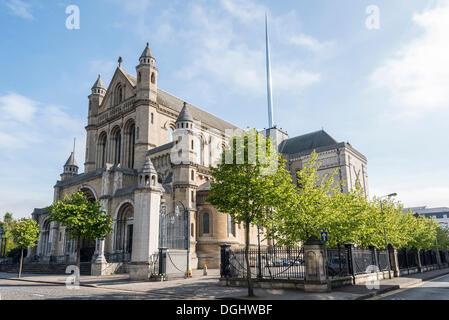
left=47, top=191, right=113, bottom=270
left=208, top=129, right=296, bottom=297
left=10, top=218, right=39, bottom=278
left=0, top=212, right=18, bottom=257
left=269, top=150, right=339, bottom=246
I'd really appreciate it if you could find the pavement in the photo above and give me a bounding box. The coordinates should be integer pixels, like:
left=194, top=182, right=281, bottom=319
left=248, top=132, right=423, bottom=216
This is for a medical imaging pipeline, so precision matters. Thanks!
left=1, top=267, right=449, bottom=300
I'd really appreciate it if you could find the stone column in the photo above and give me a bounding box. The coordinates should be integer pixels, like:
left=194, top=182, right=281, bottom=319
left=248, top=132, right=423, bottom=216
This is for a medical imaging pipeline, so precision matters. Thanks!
left=129, top=185, right=163, bottom=280
left=304, top=236, right=330, bottom=293
left=49, top=222, right=59, bottom=262
left=91, top=198, right=109, bottom=276
left=388, top=244, right=399, bottom=277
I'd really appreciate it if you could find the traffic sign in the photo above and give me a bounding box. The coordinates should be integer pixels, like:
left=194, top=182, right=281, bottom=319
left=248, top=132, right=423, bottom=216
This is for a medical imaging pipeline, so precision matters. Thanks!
left=321, top=231, right=328, bottom=242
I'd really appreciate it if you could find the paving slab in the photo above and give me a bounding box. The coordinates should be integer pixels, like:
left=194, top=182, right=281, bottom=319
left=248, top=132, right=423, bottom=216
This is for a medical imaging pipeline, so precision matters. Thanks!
left=1, top=267, right=449, bottom=300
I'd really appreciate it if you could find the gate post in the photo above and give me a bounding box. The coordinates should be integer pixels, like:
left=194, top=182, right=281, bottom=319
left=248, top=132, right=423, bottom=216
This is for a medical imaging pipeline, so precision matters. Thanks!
left=344, top=243, right=356, bottom=283
left=388, top=244, right=399, bottom=277
left=369, top=245, right=379, bottom=269
left=158, top=247, right=167, bottom=279
left=220, top=243, right=231, bottom=278
left=304, top=236, right=330, bottom=293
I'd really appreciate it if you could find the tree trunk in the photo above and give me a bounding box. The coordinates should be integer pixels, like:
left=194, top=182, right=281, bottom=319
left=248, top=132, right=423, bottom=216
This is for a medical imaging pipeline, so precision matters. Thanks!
left=245, top=220, right=254, bottom=297
left=76, top=236, right=81, bottom=271
left=18, top=247, right=24, bottom=278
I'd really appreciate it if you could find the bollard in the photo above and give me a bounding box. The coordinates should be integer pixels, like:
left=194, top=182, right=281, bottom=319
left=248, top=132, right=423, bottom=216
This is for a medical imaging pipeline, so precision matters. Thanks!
left=203, top=264, right=208, bottom=276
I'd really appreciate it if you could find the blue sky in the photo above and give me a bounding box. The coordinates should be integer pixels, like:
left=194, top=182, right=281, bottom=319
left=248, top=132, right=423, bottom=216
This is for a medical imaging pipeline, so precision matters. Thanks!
left=1, top=0, right=448, bottom=218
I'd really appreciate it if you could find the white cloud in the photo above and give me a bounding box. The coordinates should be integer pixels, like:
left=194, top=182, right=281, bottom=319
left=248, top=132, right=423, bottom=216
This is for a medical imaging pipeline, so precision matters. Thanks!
left=174, top=1, right=322, bottom=96
left=0, top=92, right=84, bottom=150
left=0, top=92, right=37, bottom=123
left=288, top=34, right=334, bottom=53
left=5, top=0, right=34, bottom=20
left=370, top=3, right=449, bottom=116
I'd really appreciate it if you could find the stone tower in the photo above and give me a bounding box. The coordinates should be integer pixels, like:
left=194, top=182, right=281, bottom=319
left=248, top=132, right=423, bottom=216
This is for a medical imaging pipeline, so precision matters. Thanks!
left=134, top=43, right=159, bottom=169
left=130, top=155, right=164, bottom=280
left=171, top=103, right=199, bottom=267
left=85, top=75, right=106, bottom=173
left=60, top=152, right=78, bottom=181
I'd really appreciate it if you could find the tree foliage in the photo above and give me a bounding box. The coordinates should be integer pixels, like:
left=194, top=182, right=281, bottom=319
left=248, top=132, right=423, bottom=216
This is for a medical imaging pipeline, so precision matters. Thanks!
left=208, top=128, right=296, bottom=296
left=10, top=217, right=39, bottom=278
left=267, top=150, right=449, bottom=251
left=47, top=191, right=112, bottom=268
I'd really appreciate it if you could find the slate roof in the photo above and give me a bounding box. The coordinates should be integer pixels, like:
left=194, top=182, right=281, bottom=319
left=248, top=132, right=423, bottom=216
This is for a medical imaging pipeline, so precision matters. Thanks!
left=147, top=142, right=174, bottom=156
left=64, top=152, right=78, bottom=167
left=140, top=42, right=154, bottom=58
left=198, top=180, right=211, bottom=191
left=177, top=103, right=194, bottom=122
left=91, top=74, right=105, bottom=89
left=279, top=130, right=338, bottom=155
left=157, top=89, right=240, bottom=132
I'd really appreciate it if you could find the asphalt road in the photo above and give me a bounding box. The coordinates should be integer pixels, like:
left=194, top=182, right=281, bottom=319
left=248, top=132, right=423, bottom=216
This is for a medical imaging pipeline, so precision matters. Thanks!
left=0, top=278, right=189, bottom=300
left=372, top=273, right=449, bottom=300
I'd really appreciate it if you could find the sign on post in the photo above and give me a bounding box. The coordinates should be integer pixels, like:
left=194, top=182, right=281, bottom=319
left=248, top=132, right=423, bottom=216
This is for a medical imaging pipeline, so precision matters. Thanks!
left=320, top=231, right=328, bottom=242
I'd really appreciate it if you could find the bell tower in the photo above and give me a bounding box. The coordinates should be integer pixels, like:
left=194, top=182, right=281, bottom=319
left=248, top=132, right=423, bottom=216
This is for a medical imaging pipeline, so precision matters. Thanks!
left=136, top=42, right=158, bottom=102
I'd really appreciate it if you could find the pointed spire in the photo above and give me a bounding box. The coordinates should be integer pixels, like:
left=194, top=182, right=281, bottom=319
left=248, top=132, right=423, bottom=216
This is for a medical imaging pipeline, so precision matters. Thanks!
left=64, top=152, right=78, bottom=167
left=176, top=102, right=194, bottom=123
left=265, top=12, right=274, bottom=129
left=141, top=155, right=156, bottom=174
left=91, top=74, right=105, bottom=90
left=140, top=42, right=154, bottom=59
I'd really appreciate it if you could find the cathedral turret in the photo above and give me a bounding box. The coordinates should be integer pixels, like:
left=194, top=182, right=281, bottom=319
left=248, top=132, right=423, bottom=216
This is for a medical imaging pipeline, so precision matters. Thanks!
left=136, top=42, right=158, bottom=102
left=61, top=152, right=79, bottom=181
left=172, top=102, right=197, bottom=164
left=88, top=74, right=105, bottom=121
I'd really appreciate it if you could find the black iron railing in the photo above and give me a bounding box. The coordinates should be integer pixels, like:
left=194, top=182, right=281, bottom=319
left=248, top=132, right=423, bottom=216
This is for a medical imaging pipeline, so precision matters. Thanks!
left=224, top=247, right=305, bottom=280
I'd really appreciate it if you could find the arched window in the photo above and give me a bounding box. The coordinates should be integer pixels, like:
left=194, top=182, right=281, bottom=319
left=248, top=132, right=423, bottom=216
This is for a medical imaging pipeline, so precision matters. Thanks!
left=115, top=203, right=134, bottom=256
left=111, top=127, right=121, bottom=165
left=124, top=121, right=135, bottom=169
left=115, top=84, right=123, bottom=104
left=151, top=72, right=155, bottom=84
left=168, top=127, right=174, bottom=142
left=202, top=212, right=210, bottom=235
left=138, top=72, right=141, bottom=83
left=97, top=132, right=107, bottom=168
left=150, top=113, right=154, bottom=124
left=191, top=170, right=194, bottom=180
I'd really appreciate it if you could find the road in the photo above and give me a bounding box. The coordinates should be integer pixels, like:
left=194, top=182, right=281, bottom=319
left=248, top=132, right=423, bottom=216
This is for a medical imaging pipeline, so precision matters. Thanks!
left=0, top=278, right=191, bottom=300
left=371, top=273, right=449, bottom=300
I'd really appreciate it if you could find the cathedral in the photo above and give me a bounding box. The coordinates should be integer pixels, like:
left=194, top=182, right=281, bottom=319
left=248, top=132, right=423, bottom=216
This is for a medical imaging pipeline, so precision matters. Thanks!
left=28, top=41, right=368, bottom=279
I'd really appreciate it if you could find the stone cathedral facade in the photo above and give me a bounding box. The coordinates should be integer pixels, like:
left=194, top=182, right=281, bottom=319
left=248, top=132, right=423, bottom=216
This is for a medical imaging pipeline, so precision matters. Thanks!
left=28, top=43, right=368, bottom=279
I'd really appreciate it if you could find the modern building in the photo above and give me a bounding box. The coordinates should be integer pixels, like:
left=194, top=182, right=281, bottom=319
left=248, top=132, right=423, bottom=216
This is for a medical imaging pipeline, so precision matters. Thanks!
left=406, top=206, right=449, bottom=229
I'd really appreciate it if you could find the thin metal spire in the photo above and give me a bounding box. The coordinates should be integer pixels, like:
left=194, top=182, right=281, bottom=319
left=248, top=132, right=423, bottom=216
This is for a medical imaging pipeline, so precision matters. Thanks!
left=73, top=138, right=76, bottom=155
left=265, top=12, right=274, bottom=129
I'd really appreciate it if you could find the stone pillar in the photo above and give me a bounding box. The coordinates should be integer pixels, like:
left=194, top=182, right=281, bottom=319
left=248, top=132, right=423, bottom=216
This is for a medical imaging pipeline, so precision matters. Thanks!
left=304, top=236, right=330, bottom=293
left=369, top=245, right=379, bottom=270
left=91, top=239, right=107, bottom=276
left=129, top=186, right=163, bottom=280
left=49, top=221, right=59, bottom=262
left=91, top=198, right=109, bottom=276
left=388, top=244, right=399, bottom=277
left=344, top=243, right=356, bottom=281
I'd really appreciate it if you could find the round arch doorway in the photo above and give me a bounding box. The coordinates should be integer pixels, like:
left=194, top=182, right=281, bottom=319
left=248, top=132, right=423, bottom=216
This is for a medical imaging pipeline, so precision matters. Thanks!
left=114, top=202, right=134, bottom=261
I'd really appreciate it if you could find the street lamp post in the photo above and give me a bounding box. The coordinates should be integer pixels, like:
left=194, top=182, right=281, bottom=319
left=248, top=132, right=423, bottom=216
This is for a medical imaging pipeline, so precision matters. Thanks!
left=380, top=193, right=397, bottom=279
